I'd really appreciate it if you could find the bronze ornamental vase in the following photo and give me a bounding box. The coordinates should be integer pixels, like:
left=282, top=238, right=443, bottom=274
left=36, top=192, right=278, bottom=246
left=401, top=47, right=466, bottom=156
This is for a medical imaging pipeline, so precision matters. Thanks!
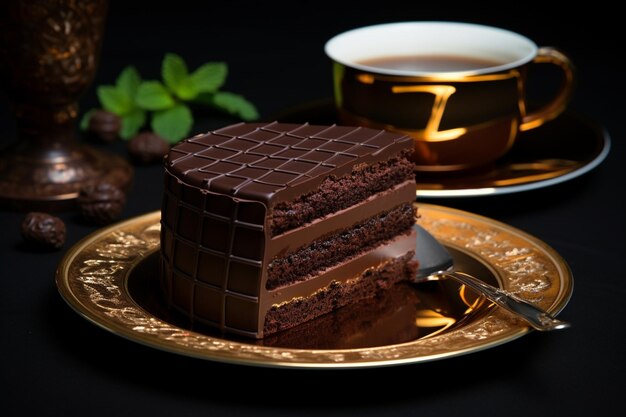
left=0, top=0, right=132, bottom=211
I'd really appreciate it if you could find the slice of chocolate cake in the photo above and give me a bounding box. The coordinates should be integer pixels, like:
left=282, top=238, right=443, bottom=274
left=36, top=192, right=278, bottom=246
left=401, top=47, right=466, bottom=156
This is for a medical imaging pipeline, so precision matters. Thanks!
left=160, top=121, right=417, bottom=339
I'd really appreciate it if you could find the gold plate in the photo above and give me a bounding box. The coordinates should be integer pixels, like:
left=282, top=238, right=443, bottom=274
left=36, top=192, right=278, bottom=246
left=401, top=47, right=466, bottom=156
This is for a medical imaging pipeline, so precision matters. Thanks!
left=269, top=99, right=610, bottom=198
left=56, top=204, right=573, bottom=369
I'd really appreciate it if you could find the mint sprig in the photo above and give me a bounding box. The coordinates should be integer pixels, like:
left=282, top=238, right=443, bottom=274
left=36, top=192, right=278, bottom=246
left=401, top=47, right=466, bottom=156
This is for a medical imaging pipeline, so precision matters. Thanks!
left=81, top=54, right=259, bottom=143
left=152, top=104, right=193, bottom=142
left=136, top=81, right=176, bottom=110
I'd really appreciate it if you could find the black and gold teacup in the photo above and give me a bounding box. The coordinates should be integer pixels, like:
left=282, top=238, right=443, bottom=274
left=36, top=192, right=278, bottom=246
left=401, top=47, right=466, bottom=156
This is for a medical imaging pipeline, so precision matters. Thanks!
left=325, top=21, right=575, bottom=172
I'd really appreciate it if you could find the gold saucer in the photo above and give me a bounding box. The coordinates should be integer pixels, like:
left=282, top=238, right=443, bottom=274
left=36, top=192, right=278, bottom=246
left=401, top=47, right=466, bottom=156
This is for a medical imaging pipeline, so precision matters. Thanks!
left=269, top=99, right=610, bottom=198
left=56, top=204, right=572, bottom=368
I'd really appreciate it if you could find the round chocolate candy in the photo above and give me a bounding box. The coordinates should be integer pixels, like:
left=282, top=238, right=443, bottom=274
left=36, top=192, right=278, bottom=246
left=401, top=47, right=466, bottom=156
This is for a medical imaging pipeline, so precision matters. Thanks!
left=77, top=182, right=127, bottom=225
left=21, top=212, right=66, bottom=250
left=88, top=110, right=121, bottom=142
left=127, top=132, right=170, bottom=164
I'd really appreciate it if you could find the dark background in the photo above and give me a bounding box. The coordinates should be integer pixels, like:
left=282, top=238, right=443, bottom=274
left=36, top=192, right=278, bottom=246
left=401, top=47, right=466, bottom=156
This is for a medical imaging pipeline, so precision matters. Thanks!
left=1, top=1, right=624, bottom=416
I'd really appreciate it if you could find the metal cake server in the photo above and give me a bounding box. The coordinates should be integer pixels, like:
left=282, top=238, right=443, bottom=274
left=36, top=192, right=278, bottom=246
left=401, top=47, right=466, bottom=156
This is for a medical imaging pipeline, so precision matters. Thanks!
left=414, top=224, right=571, bottom=331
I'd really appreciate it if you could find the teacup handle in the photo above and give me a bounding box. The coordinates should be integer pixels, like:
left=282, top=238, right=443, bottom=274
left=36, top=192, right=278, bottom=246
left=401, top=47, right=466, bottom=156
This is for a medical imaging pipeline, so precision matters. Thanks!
left=520, top=47, right=576, bottom=131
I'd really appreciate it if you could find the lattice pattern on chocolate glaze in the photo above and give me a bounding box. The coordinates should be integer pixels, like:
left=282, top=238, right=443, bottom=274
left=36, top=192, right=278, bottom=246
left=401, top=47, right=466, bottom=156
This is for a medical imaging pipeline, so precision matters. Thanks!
left=166, top=122, right=409, bottom=205
left=161, top=174, right=266, bottom=335
left=160, top=122, right=412, bottom=337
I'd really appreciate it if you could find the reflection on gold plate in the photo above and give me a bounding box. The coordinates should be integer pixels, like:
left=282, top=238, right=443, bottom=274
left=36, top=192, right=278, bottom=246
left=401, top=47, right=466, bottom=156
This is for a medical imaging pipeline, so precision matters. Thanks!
left=269, top=99, right=610, bottom=198
left=56, top=204, right=573, bottom=368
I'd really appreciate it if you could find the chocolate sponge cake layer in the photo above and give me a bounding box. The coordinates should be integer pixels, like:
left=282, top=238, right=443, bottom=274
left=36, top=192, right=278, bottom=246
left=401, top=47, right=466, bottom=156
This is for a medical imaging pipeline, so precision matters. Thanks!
left=160, top=122, right=417, bottom=338
left=267, top=202, right=415, bottom=290
left=269, top=153, right=413, bottom=236
left=264, top=251, right=417, bottom=336
left=260, top=281, right=422, bottom=349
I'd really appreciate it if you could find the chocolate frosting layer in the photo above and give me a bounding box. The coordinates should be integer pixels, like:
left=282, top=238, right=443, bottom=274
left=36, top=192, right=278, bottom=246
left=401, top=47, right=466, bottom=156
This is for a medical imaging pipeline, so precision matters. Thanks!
left=165, top=122, right=412, bottom=206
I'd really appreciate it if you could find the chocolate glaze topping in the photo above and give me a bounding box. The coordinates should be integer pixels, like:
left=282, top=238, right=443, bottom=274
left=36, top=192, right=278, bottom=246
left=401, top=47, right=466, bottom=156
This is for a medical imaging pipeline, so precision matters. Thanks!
left=165, top=122, right=412, bottom=206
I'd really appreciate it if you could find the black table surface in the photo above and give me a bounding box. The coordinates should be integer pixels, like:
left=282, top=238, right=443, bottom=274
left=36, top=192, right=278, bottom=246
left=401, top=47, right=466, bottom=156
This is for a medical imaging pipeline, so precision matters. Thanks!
left=2, top=2, right=624, bottom=416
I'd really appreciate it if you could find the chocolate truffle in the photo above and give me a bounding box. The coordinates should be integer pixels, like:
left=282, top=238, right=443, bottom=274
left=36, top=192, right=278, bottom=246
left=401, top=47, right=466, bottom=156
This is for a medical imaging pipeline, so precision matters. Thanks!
left=21, top=212, right=66, bottom=250
left=78, top=182, right=126, bottom=225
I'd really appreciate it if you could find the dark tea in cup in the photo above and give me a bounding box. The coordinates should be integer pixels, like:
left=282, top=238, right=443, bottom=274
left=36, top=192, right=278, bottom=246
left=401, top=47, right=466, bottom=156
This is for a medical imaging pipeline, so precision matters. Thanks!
left=358, top=55, right=507, bottom=73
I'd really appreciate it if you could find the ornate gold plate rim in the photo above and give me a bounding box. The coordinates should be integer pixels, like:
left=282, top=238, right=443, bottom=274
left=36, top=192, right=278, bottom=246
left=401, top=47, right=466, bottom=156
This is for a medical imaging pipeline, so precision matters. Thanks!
left=56, top=204, right=573, bottom=369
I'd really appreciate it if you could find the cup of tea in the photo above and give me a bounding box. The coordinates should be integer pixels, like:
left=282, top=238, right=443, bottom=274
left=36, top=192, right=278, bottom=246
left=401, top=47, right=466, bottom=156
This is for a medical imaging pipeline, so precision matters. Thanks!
left=324, top=21, right=575, bottom=172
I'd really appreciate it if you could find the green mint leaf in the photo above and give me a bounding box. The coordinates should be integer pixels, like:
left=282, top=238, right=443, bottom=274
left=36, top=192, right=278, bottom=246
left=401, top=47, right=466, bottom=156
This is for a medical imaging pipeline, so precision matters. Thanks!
left=97, top=86, right=133, bottom=115
left=116, top=66, right=142, bottom=99
left=151, top=103, right=193, bottom=143
left=189, top=62, right=227, bottom=93
left=136, top=81, right=176, bottom=111
left=173, top=77, right=199, bottom=101
left=162, top=53, right=189, bottom=94
left=119, top=108, right=147, bottom=140
left=211, top=91, right=259, bottom=121
left=80, top=109, right=96, bottom=131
